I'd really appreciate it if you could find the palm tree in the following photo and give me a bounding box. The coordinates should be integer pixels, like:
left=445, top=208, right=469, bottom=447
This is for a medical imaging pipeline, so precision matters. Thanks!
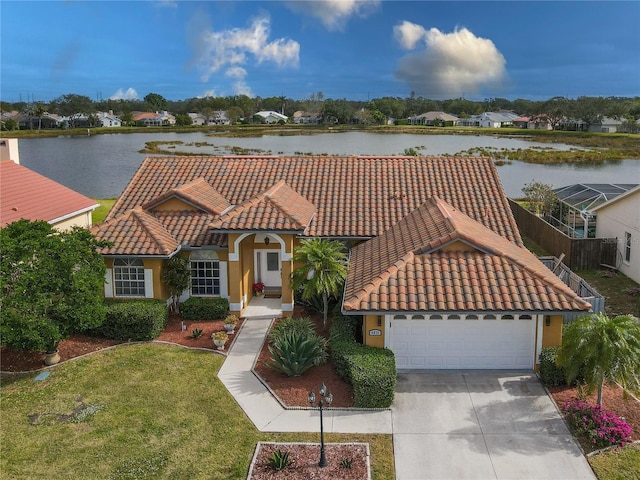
left=557, top=313, right=640, bottom=406
left=291, top=238, right=348, bottom=330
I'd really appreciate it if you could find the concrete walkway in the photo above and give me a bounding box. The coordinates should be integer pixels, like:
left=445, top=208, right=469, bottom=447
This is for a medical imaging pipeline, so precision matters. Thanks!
left=219, top=318, right=595, bottom=480
left=217, top=317, right=392, bottom=433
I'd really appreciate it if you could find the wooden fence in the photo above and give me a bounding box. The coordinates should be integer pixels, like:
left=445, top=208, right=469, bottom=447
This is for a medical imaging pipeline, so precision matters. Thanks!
left=509, top=200, right=617, bottom=271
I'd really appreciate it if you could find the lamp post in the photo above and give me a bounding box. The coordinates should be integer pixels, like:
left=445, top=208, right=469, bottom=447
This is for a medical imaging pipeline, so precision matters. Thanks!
left=308, top=382, right=333, bottom=467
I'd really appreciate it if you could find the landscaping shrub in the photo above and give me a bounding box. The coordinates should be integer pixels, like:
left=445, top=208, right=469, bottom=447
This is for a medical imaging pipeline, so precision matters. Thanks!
left=268, top=317, right=316, bottom=344
left=329, top=312, right=396, bottom=408
left=266, top=330, right=328, bottom=377
left=563, top=399, right=632, bottom=448
left=538, top=347, right=566, bottom=386
left=97, top=300, right=168, bottom=341
left=180, top=297, right=229, bottom=320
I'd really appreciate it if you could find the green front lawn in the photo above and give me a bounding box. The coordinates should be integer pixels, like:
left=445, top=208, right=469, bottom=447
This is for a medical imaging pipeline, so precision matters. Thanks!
left=588, top=445, right=640, bottom=480
left=0, top=344, right=394, bottom=479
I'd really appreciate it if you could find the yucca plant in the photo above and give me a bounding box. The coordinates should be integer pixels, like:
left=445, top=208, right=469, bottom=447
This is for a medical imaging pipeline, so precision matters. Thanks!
left=268, top=317, right=316, bottom=344
left=266, top=449, right=290, bottom=471
left=266, top=330, right=327, bottom=377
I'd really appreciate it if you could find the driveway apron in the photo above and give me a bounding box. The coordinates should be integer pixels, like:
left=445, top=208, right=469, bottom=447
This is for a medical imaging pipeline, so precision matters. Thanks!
left=391, top=372, right=596, bottom=480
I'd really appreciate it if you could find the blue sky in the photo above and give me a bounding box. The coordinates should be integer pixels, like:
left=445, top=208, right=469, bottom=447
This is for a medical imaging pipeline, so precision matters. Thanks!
left=1, top=1, right=638, bottom=103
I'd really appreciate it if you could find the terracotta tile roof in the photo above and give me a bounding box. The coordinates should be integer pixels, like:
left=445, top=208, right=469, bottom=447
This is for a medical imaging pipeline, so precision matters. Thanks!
left=0, top=161, right=97, bottom=227
left=343, top=197, right=591, bottom=313
left=210, top=180, right=316, bottom=232
left=108, top=156, right=521, bottom=243
left=92, top=207, right=179, bottom=256
left=143, top=178, right=230, bottom=215
left=153, top=210, right=227, bottom=247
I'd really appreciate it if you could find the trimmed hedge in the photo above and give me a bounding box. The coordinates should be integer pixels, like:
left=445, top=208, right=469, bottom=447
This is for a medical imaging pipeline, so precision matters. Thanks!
left=180, top=297, right=229, bottom=320
left=538, top=346, right=566, bottom=386
left=329, top=310, right=396, bottom=408
left=97, top=300, right=168, bottom=341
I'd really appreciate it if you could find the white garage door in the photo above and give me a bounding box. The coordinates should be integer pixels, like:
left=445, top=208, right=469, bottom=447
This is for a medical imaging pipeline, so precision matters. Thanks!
left=389, top=314, right=536, bottom=370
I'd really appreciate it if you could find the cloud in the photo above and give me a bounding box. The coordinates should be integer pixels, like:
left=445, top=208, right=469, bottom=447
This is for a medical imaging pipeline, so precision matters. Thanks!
left=394, top=21, right=427, bottom=50
left=198, top=90, right=216, bottom=99
left=191, top=13, right=299, bottom=87
left=394, top=24, right=507, bottom=98
left=287, top=0, right=380, bottom=31
left=109, top=88, right=139, bottom=100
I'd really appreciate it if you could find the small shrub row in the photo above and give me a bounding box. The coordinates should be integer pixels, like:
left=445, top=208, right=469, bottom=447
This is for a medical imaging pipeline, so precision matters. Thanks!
left=266, top=317, right=328, bottom=377
left=563, top=399, right=632, bottom=448
left=329, top=310, right=396, bottom=408
left=96, top=300, right=168, bottom=341
left=180, top=297, right=229, bottom=320
left=538, top=347, right=566, bottom=386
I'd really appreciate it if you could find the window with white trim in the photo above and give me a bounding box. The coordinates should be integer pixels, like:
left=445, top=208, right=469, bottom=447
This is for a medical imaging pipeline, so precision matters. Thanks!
left=114, top=258, right=145, bottom=297
left=625, top=232, right=632, bottom=263
left=190, top=257, right=220, bottom=296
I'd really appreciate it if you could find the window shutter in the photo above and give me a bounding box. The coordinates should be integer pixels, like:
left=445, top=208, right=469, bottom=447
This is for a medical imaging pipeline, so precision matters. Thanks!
left=144, top=269, right=154, bottom=298
left=104, top=269, right=113, bottom=298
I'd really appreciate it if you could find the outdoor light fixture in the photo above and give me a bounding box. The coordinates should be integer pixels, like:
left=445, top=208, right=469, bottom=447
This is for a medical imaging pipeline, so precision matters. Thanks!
left=545, top=316, right=551, bottom=327
left=308, top=382, right=333, bottom=467
left=264, top=236, right=270, bottom=245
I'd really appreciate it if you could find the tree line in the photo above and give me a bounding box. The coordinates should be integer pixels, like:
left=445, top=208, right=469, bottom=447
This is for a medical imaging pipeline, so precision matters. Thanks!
left=2, top=92, right=640, bottom=129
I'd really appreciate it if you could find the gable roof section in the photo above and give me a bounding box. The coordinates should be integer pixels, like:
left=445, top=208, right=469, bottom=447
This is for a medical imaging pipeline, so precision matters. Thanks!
left=210, top=180, right=316, bottom=232
left=108, top=156, right=521, bottom=243
left=92, top=207, right=179, bottom=256
left=343, top=197, right=590, bottom=313
left=591, top=185, right=640, bottom=212
left=143, top=178, right=231, bottom=215
left=0, top=161, right=97, bottom=227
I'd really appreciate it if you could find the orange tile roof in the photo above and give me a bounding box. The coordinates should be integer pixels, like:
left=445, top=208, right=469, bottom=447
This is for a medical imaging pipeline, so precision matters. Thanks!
left=343, top=197, right=590, bottom=313
left=108, top=156, right=521, bottom=243
left=92, top=207, right=179, bottom=256
left=143, top=178, right=230, bottom=215
left=210, top=180, right=316, bottom=232
left=0, top=161, right=97, bottom=227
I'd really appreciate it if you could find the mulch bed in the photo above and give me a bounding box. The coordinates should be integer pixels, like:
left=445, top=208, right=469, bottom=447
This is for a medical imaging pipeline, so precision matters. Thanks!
left=248, top=442, right=369, bottom=480
left=548, top=382, right=640, bottom=453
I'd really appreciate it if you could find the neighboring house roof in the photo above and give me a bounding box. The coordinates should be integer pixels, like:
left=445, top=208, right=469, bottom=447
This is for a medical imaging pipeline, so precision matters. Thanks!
left=554, top=183, right=639, bottom=212
left=591, top=184, right=640, bottom=212
left=255, top=111, right=288, bottom=121
left=411, top=111, right=459, bottom=122
left=0, top=161, right=98, bottom=227
left=343, top=197, right=591, bottom=313
left=210, top=180, right=316, bottom=232
left=95, top=207, right=179, bottom=256
left=108, top=156, right=521, bottom=243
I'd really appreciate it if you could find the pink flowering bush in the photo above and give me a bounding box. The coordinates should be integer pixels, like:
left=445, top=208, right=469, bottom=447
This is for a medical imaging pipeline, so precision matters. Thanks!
left=563, top=399, right=632, bottom=448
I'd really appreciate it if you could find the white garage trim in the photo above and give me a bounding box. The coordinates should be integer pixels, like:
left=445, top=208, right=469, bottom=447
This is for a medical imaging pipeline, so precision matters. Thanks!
left=386, top=313, right=536, bottom=370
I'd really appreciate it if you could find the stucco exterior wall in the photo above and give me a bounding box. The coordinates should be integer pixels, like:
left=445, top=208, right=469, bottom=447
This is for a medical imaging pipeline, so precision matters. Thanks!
left=541, top=314, right=563, bottom=348
left=595, top=191, right=640, bottom=283
left=51, top=211, right=94, bottom=230
left=363, top=314, right=385, bottom=348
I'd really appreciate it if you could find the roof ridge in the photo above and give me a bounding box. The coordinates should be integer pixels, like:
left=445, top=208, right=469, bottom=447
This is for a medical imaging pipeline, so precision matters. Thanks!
left=131, top=208, right=178, bottom=255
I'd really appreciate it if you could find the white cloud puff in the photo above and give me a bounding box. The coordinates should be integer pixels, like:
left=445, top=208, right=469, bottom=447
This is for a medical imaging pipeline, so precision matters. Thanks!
left=192, top=14, right=299, bottom=84
left=394, top=21, right=427, bottom=50
left=198, top=90, right=216, bottom=99
left=394, top=25, right=507, bottom=98
left=287, top=0, right=380, bottom=31
left=109, top=88, right=139, bottom=100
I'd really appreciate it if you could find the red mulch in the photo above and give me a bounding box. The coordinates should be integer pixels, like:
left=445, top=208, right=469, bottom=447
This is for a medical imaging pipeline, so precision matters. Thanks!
left=548, top=382, right=640, bottom=452
left=0, top=314, right=242, bottom=372
left=249, top=443, right=368, bottom=479
left=253, top=314, right=354, bottom=408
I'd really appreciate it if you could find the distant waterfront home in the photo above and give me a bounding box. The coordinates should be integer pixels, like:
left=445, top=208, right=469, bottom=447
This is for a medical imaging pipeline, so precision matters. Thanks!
left=133, top=111, right=176, bottom=126
left=92, top=155, right=594, bottom=370
left=408, top=111, right=459, bottom=126
left=254, top=111, right=288, bottom=124
left=97, top=112, right=122, bottom=128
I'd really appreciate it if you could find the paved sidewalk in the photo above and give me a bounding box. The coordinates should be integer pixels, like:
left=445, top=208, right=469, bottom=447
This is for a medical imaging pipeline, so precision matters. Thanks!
left=217, top=317, right=393, bottom=434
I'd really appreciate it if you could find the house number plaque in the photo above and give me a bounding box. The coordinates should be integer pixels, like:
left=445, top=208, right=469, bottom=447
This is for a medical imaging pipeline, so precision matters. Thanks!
left=369, top=329, right=382, bottom=336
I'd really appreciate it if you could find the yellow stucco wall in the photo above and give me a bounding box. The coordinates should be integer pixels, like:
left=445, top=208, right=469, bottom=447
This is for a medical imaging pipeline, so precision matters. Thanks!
left=363, top=315, right=385, bottom=348
left=541, top=314, right=563, bottom=348
left=144, top=258, right=168, bottom=299
left=52, top=211, right=94, bottom=230
left=439, top=240, right=477, bottom=252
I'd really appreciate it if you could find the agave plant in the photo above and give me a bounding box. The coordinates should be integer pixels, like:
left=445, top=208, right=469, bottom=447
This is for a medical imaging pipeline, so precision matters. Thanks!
left=266, top=330, right=327, bottom=377
left=268, top=317, right=316, bottom=344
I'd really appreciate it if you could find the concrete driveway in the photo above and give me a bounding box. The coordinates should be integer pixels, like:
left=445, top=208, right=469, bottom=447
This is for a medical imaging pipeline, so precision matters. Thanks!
left=392, top=372, right=595, bottom=480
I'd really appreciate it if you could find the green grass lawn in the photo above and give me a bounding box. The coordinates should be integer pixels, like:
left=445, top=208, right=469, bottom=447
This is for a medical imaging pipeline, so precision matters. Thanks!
left=0, top=344, right=394, bottom=479
left=92, top=198, right=116, bottom=224
left=588, top=445, right=640, bottom=480
left=576, top=269, right=640, bottom=317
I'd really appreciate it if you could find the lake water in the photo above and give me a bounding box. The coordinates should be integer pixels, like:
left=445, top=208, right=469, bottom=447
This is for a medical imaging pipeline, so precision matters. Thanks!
left=17, top=131, right=640, bottom=198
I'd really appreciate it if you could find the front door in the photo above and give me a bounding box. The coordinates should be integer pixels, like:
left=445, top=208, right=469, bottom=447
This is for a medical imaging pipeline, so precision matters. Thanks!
left=254, top=250, right=281, bottom=289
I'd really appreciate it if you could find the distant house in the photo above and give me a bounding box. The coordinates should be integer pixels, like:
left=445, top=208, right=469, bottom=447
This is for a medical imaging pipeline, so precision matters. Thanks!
left=592, top=185, right=640, bottom=282
left=97, top=111, right=121, bottom=128
left=513, top=116, right=553, bottom=130
left=15, top=112, right=63, bottom=130
left=133, top=111, right=176, bottom=126
left=293, top=111, right=321, bottom=124
left=0, top=144, right=98, bottom=230
left=588, top=116, right=624, bottom=133
left=188, top=113, right=206, bottom=126
left=459, top=111, right=518, bottom=128
left=208, top=111, right=231, bottom=125
left=408, top=111, right=459, bottom=126
left=255, top=111, right=288, bottom=124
